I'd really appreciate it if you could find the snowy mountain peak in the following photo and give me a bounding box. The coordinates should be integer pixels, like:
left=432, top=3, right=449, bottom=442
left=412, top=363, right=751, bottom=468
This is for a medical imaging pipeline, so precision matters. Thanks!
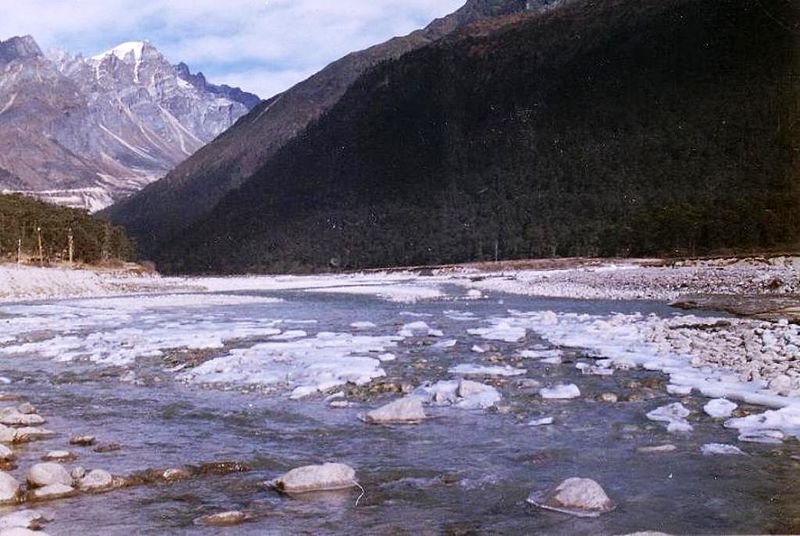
left=91, top=41, right=152, bottom=63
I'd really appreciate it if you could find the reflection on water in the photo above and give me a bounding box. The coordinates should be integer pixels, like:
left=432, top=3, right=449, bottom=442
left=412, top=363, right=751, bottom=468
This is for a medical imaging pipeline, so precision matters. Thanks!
left=0, top=290, right=797, bottom=534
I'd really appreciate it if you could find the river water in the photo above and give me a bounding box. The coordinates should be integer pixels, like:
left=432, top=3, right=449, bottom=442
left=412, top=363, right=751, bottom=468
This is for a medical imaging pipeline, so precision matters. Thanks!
left=0, top=286, right=797, bottom=535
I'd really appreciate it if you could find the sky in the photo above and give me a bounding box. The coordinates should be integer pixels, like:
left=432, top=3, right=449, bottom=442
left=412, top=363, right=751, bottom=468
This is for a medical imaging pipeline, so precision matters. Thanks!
left=0, top=0, right=466, bottom=99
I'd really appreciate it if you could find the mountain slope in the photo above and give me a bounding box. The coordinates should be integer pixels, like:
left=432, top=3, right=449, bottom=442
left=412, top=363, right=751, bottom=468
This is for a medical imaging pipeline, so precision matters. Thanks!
left=105, top=0, right=559, bottom=251
left=0, top=37, right=259, bottom=211
left=155, top=0, right=799, bottom=273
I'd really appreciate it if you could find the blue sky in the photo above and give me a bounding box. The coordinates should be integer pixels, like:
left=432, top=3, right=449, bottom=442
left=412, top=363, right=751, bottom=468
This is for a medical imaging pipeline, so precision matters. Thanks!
left=0, top=0, right=465, bottom=98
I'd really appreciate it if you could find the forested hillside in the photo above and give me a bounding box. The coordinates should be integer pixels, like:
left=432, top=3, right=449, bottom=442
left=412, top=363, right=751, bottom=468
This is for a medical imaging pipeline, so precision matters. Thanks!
left=0, top=194, right=134, bottom=264
left=155, top=0, right=798, bottom=273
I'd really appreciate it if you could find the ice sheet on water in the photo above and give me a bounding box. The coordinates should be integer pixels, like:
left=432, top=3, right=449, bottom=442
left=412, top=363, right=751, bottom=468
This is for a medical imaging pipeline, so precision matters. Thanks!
left=647, top=403, right=693, bottom=433
left=181, top=331, right=400, bottom=398
left=449, top=364, right=527, bottom=377
left=704, top=399, right=737, bottom=419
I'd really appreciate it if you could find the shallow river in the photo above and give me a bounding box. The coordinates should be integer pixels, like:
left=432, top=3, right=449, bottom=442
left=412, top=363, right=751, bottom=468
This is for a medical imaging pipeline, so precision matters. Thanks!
left=0, top=286, right=797, bottom=535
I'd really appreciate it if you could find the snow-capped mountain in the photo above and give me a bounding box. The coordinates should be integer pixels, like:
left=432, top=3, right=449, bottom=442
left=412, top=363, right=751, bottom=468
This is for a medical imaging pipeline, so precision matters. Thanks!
left=0, top=36, right=259, bottom=211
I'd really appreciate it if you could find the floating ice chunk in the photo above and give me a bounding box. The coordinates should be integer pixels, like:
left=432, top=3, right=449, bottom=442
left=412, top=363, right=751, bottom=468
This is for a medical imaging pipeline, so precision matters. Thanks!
left=704, top=399, right=737, bottom=419
left=449, top=364, right=527, bottom=377
left=428, top=329, right=445, bottom=338
left=415, top=380, right=501, bottom=410
left=667, top=384, right=693, bottom=396
left=519, top=349, right=562, bottom=360
left=350, top=321, right=376, bottom=330
left=528, top=417, right=554, bottom=426
left=468, top=322, right=526, bottom=342
left=646, top=403, right=693, bottom=433
left=377, top=353, right=396, bottom=362
left=540, top=356, right=562, bottom=365
left=433, top=339, right=457, bottom=349
left=471, top=345, right=486, bottom=354
left=540, top=384, right=581, bottom=400
left=364, top=397, right=426, bottom=424
left=444, top=310, right=477, bottom=321
left=398, top=321, right=431, bottom=337
left=725, top=406, right=800, bottom=443
left=701, top=443, right=745, bottom=456
left=271, top=330, right=307, bottom=340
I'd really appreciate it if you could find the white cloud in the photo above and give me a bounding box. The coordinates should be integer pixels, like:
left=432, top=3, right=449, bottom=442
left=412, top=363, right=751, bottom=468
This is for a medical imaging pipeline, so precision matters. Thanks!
left=0, top=0, right=466, bottom=97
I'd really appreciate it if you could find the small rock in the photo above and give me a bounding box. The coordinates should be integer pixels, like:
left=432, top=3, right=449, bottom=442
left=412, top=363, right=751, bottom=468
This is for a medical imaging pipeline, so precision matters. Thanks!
left=42, top=451, right=75, bottom=462
left=26, top=463, right=72, bottom=488
left=597, top=393, right=618, bottom=403
left=636, top=444, right=677, bottom=454
left=328, top=400, right=351, bottom=409
left=93, top=443, right=121, bottom=453
left=70, top=467, right=86, bottom=480
left=701, top=443, right=746, bottom=456
left=0, top=472, right=21, bottom=504
left=162, top=468, right=191, bottom=482
left=15, top=404, right=35, bottom=415
left=527, top=477, right=615, bottom=517
left=528, top=417, right=554, bottom=427
left=27, top=483, right=76, bottom=502
left=365, top=397, right=426, bottom=424
left=197, top=511, right=247, bottom=526
left=270, top=463, right=357, bottom=493
left=79, top=469, right=114, bottom=491
left=69, top=436, right=95, bottom=447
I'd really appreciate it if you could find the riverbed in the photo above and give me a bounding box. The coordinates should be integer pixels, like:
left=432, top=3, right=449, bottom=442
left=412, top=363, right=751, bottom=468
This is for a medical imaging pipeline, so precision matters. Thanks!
left=0, top=283, right=797, bottom=534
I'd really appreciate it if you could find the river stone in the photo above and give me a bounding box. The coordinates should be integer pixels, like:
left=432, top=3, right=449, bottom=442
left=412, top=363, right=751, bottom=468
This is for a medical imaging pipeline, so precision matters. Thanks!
left=636, top=444, right=677, bottom=454
left=0, top=472, right=20, bottom=504
left=0, top=409, right=43, bottom=426
left=0, top=510, right=46, bottom=531
left=365, top=397, right=426, bottom=424
left=13, top=427, right=55, bottom=443
left=69, top=436, right=95, bottom=447
left=70, top=467, right=86, bottom=480
left=0, top=427, right=14, bottom=444
left=79, top=469, right=113, bottom=491
left=597, top=393, right=619, bottom=403
left=162, top=468, right=191, bottom=482
left=16, top=404, right=35, bottom=415
left=198, top=511, right=247, bottom=526
left=27, top=483, right=76, bottom=502
left=540, top=384, right=581, bottom=400
left=42, top=451, right=74, bottom=462
left=527, top=477, right=616, bottom=517
left=271, top=463, right=357, bottom=493
left=0, top=446, right=13, bottom=462
left=27, top=463, right=72, bottom=488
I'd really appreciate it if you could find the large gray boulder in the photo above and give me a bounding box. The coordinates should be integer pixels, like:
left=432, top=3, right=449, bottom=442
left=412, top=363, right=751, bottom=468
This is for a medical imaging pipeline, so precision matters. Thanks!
left=26, top=463, right=72, bottom=488
left=270, top=463, right=357, bottom=494
left=365, top=397, right=426, bottom=424
left=528, top=477, right=616, bottom=517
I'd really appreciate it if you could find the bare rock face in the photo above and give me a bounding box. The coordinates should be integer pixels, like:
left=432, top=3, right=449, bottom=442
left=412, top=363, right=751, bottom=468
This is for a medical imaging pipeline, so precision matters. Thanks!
left=26, top=463, right=72, bottom=488
left=0, top=36, right=259, bottom=211
left=270, top=463, right=357, bottom=494
left=365, top=397, right=426, bottom=424
left=528, top=478, right=616, bottom=517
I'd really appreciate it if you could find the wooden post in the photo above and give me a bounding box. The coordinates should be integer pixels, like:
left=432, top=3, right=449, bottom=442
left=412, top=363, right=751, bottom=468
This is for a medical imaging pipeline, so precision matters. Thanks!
left=36, top=226, right=42, bottom=267
left=68, top=227, right=74, bottom=265
left=16, top=238, right=21, bottom=265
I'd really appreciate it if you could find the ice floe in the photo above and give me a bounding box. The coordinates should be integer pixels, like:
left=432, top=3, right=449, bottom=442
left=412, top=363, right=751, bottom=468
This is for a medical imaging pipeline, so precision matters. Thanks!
left=449, top=364, right=527, bottom=377
left=539, top=384, right=581, bottom=400
left=646, top=403, right=693, bottom=433
left=415, top=380, right=501, bottom=410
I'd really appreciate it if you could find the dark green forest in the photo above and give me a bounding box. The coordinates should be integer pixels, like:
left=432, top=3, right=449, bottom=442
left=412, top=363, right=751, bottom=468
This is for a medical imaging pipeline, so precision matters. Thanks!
left=0, top=194, right=135, bottom=265
left=151, top=0, right=799, bottom=273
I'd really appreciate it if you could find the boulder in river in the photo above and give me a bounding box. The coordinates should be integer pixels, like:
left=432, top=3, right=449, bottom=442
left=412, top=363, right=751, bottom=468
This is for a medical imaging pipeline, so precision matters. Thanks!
left=26, top=463, right=72, bottom=488
left=269, top=463, right=357, bottom=494
left=0, top=446, right=14, bottom=462
left=42, top=451, right=75, bottom=462
left=0, top=472, right=21, bottom=504
left=79, top=469, right=114, bottom=492
left=69, top=436, right=95, bottom=447
left=0, top=409, right=44, bottom=427
left=365, top=397, right=426, bottom=424
left=0, top=509, right=46, bottom=531
left=527, top=477, right=616, bottom=517
left=27, top=483, right=76, bottom=502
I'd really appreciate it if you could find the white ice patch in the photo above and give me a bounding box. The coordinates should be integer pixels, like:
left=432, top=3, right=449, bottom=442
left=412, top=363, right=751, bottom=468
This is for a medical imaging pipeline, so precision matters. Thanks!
left=725, top=406, right=800, bottom=443
left=350, top=321, right=376, bottom=330
left=308, top=284, right=443, bottom=303
left=540, top=384, right=581, bottom=400
left=704, top=399, right=737, bottom=419
left=398, top=321, right=441, bottom=338
left=468, top=320, right=527, bottom=342
left=646, top=403, right=693, bottom=433
left=449, top=364, right=527, bottom=377
left=181, top=331, right=399, bottom=398
left=415, top=380, right=501, bottom=410
left=433, top=339, right=458, bottom=349
left=444, top=310, right=478, bottom=322
left=519, top=349, right=563, bottom=360
left=528, top=417, right=554, bottom=426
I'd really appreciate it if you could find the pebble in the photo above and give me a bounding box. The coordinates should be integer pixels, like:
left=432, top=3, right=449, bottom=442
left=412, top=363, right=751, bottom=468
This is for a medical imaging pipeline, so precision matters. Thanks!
left=597, top=393, right=618, bottom=403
